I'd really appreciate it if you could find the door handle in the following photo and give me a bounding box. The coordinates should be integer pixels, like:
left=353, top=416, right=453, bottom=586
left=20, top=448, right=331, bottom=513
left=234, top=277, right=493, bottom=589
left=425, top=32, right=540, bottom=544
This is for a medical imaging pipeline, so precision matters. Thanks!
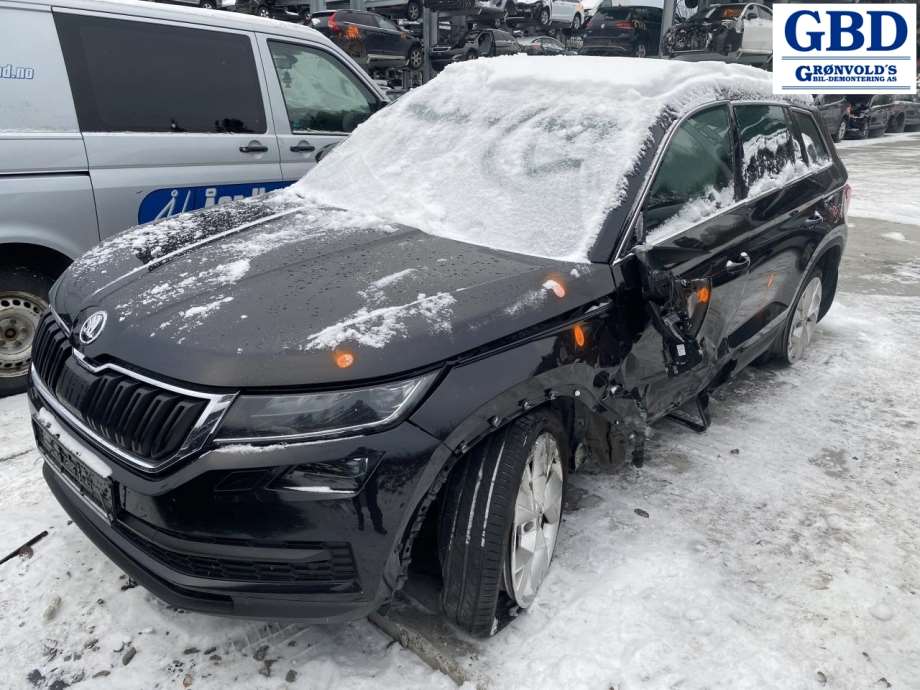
left=725, top=252, right=750, bottom=272
left=239, top=141, right=269, bottom=154
left=290, top=140, right=316, bottom=153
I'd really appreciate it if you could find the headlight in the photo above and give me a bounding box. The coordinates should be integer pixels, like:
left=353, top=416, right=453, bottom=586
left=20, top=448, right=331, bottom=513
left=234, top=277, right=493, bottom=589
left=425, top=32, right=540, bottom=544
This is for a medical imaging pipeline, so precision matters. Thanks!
left=216, top=372, right=437, bottom=443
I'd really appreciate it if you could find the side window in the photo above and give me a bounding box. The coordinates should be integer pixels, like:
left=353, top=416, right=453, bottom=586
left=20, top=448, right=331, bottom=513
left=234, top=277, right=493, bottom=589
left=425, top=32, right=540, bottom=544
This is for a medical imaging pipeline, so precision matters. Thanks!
left=642, top=105, right=735, bottom=237
left=268, top=41, right=379, bottom=134
left=735, top=104, right=797, bottom=196
left=791, top=110, right=830, bottom=166
left=55, top=13, right=265, bottom=134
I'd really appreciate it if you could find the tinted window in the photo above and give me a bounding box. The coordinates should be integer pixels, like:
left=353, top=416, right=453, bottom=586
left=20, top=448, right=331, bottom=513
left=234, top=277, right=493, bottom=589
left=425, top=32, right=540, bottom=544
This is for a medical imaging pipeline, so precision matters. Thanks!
left=792, top=110, right=831, bottom=166
left=643, top=105, right=735, bottom=235
left=735, top=104, right=796, bottom=195
left=268, top=41, right=378, bottom=134
left=56, top=13, right=265, bottom=134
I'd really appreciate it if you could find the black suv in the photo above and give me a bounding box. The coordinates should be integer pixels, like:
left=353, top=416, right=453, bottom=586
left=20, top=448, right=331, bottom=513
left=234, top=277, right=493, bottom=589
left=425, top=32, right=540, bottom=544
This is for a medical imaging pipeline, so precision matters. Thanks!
left=31, top=59, right=848, bottom=638
left=581, top=2, right=662, bottom=57
left=310, top=10, right=424, bottom=72
left=429, top=28, right=520, bottom=69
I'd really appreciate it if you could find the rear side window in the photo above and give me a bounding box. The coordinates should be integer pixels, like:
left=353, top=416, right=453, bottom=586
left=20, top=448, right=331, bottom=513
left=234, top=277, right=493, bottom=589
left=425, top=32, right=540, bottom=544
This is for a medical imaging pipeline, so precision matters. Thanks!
left=55, top=13, right=266, bottom=134
left=791, top=111, right=830, bottom=166
left=642, top=104, right=735, bottom=238
left=267, top=41, right=378, bottom=134
left=735, top=104, right=797, bottom=195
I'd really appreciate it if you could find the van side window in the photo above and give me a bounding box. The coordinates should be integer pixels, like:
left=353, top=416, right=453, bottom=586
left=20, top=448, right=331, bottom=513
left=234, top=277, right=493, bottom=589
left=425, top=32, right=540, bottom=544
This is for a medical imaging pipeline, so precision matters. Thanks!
left=642, top=105, right=735, bottom=239
left=734, top=104, right=797, bottom=196
left=267, top=42, right=378, bottom=134
left=791, top=110, right=830, bottom=166
left=55, top=13, right=266, bottom=134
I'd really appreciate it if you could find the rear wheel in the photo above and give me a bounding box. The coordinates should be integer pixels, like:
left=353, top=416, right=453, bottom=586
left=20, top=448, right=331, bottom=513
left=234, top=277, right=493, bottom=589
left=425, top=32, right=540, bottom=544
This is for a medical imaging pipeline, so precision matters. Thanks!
left=407, top=44, right=424, bottom=70
left=439, top=410, right=568, bottom=637
left=406, top=0, right=421, bottom=21
left=0, top=267, right=52, bottom=397
left=571, top=13, right=582, bottom=31
left=889, top=115, right=906, bottom=133
left=256, top=4, right=270, bottom=17
left=199, top=0, right=216, bottom=8
left=538, top=5, right=551, bottom=27
left=833, top=117, right=847, bottom=143
left=780, top=272, right=824, bottom=365
left=634, top=41, right=647, bottom=57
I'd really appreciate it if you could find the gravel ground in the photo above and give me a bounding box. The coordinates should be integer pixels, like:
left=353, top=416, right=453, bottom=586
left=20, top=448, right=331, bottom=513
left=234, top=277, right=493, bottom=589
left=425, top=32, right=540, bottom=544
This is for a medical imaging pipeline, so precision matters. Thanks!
left=1, top=133, right=918, bottom=690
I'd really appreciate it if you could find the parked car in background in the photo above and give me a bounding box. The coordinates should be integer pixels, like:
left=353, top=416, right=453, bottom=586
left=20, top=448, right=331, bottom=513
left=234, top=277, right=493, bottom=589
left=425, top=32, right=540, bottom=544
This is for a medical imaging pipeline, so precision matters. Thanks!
left=0, top=0, right=385, bottom=396
left=813, top=94, right=850, bottom=143
left=581, top=2, right=662, bottom=57
left=327, top=0, right=421, bottom=21
left=663, top=3, right=772, bottom=64
left=156, top=0, right=238, bottom=10
left=31, top=58, right=848, bottom=640
left=240, top=0, right=310, bottom=20
left=508, top=0, right=584, bottom=31
left=310, top=10, right=424, bottom=72
left=429, top=28, right=520, bottom=69
left=845, top=94, right=896, bottom=139
left=894, top=94, right=920, bottom=131
left=517, top=34, right=568, bottom=54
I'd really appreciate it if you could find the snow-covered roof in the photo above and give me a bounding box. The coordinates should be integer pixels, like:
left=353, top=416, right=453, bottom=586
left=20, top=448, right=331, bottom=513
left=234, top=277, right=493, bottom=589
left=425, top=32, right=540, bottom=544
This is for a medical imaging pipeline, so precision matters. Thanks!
left=293, top=56, right=785, bottom=263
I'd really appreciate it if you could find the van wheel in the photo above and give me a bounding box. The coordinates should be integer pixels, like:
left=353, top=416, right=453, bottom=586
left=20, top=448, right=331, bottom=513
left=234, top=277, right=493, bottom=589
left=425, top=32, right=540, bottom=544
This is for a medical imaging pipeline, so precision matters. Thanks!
left=571, top=13, right=582, bottom=31
left=439, top=410, right=568, bottom=637
left=0, top=267, right=52, bottom=397
left=406, top=0, right=421, bottom=21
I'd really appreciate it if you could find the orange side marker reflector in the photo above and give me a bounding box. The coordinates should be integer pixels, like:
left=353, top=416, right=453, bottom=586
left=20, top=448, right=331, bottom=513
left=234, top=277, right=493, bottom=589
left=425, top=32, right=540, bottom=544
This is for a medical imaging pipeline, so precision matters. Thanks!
left=334, top=350, right=355, bottom=369
left=767, top=273, right=775, bottom=289
left=544, top=279, right=566, bottom=298
left=573, top=324, right=586, bottom=348
left=696, top=286, right=711, bottom=304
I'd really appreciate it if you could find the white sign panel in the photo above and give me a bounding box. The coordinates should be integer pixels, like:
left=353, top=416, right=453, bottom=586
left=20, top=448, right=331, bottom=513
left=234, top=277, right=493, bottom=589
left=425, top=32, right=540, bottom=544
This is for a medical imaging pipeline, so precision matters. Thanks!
left=772, top=3, right=917, bottom=95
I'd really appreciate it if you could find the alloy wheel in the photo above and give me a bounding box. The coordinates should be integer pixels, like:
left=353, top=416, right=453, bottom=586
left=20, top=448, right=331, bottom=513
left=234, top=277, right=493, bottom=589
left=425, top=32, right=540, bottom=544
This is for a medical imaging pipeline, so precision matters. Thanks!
left=786, top=275, right=822, bottom=363
left=635, top=42, right=647, bottom=58
left=407, top=0, right=421, bottom=21
left=0, top=291, right=47, bottom=379
left=257, top=5, right=269, bottom=16
left=539, top=6, right=550, bottom=26
left=836, top=118, right=847, bottom=142
left=408, top=46, right=423, bottom=70
left=506, top=432, right=564, bottom=608
left=572, top=13, right=581, bottom=31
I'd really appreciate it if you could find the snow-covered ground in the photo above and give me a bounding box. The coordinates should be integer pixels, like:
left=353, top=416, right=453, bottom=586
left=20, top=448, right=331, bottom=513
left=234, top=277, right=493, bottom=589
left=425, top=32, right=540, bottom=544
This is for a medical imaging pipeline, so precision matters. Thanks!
left=2, top=133, right=919, bottom=690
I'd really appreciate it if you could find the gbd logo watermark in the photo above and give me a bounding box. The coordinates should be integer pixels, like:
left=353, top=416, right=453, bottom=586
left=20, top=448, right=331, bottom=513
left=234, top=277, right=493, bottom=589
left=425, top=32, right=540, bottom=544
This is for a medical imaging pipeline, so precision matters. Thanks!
left=772, top=4, right=917, bottom=95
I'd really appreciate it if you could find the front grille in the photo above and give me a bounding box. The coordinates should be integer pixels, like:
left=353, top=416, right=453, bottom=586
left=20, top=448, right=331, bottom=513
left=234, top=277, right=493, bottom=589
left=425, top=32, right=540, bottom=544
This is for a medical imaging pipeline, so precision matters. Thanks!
left=31, top=315, right=208, bottom=465
left=124, top=526, right=358, bottom=586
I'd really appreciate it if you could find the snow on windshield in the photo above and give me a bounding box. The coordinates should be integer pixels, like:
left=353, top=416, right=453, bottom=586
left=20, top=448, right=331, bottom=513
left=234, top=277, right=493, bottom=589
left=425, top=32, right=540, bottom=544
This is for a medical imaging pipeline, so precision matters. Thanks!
left=291, top=56, right=780, bottom=263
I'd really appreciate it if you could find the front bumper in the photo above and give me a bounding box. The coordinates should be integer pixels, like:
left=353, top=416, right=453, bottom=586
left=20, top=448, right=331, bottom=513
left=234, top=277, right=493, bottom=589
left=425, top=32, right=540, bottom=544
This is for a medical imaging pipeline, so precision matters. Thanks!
left=31, top=389, right=446, bottom=623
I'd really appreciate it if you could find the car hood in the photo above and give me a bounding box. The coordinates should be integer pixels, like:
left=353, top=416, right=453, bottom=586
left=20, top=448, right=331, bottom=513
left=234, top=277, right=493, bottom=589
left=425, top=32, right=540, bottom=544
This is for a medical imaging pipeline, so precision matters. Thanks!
left=53, top=193, right=613, bottom=390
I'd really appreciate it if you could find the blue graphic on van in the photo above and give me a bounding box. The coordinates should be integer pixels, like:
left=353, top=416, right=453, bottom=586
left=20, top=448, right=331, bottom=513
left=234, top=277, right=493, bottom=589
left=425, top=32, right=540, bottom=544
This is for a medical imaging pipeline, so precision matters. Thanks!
left=138, top=182, right=292, bottom=224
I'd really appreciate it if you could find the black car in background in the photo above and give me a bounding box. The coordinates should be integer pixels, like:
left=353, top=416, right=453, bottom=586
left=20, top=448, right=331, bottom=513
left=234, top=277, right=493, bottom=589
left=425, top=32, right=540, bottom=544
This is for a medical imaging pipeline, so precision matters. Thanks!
left=517, top=34, right=567, bottom=55
left=813, top=94, right=850, bottom=143
left=845, top=94, right=897, bottom=139
left=429, top=28, right=520, bottom=69
left=31, top=59, right=848, bottom=639
left=581, top=2, right=662, bottom=57
left=894, top=94, right=920, bottom=131
left=310, top=10, right=423, bottom=72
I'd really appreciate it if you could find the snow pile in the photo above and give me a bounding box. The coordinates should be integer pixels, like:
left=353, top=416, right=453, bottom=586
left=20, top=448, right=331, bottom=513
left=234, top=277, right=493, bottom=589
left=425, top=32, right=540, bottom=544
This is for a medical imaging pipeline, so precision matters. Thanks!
left=303, top=292, right=456, bottom=350
left=292, top=56, right=783, bottom=262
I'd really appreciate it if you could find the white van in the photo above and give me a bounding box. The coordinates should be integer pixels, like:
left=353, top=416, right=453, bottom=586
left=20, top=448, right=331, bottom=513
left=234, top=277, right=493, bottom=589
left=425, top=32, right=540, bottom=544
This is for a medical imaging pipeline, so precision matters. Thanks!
left=0, top=0, right=386, bottom=394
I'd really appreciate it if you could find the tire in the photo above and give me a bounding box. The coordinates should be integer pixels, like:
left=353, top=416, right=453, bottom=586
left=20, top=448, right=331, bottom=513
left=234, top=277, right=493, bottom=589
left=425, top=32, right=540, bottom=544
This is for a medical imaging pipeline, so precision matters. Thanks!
left=778, top=268, right=825, bottom=366
left=199, top=0, right=216, bottom=8
left=634, top=41, right=647, bottom=58
left=889, top=116, right=906, bottom=134
left=832, top=117, right=847, bottom=143
left=256, top=4, right=270, bottom=17
left=439, top=410, right=568, bottom=637
left=538, top=5, right=551, bottom=27
left=0, top=267, right=53, bottom=397
left=407, top=44, right=424, bottom=70
left=851, top=119, right=870, bottom=140
left=868, top=124, right=883, bottom=139
left=406, top=0, right=421, bottom=21
left=571, top=13, right=582, bottom=31
left=466, top=49, right=479, bottom=61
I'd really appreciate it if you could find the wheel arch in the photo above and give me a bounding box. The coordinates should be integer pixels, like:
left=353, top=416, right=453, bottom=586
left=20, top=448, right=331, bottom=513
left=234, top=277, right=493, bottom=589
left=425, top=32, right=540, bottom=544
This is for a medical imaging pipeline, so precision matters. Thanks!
left=0, top=242, right=74, bottom=279
left=814, top=240, right=843, bottom=320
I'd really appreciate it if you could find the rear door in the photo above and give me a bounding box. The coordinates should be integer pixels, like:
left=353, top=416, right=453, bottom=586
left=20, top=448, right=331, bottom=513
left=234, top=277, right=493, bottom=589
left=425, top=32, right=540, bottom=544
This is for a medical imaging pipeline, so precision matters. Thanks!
left=618, top=103, right=752, bottom=418
left=257, top=35, right=386, bottom=183
left=54, top=11, right=284, bottom=237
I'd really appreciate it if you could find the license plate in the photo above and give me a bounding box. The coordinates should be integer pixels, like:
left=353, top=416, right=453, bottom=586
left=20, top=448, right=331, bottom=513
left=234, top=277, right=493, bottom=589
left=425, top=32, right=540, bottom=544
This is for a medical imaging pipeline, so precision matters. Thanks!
left=37, top=422, right=117, bottom=521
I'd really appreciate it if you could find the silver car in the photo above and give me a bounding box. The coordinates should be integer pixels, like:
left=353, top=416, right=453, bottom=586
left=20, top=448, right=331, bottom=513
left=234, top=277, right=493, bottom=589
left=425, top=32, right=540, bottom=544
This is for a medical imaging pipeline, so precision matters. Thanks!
left=0, top=0, right=386, bottom=395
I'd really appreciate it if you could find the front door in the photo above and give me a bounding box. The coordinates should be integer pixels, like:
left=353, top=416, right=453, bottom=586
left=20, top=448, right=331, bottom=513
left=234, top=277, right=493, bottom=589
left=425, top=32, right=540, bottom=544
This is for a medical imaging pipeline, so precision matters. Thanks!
left=257, top=36, right=386, bottom=183
left=54, top=11, right=285, bottom=237
left=616, top=104, right=752, bottom=419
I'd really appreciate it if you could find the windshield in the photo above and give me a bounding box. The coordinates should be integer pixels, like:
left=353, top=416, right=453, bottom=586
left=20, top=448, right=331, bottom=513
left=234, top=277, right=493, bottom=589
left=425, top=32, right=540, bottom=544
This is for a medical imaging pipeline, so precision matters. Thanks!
left=292, top=57, right=777, bottom=262
left=710, top=5, right=745, bottom=19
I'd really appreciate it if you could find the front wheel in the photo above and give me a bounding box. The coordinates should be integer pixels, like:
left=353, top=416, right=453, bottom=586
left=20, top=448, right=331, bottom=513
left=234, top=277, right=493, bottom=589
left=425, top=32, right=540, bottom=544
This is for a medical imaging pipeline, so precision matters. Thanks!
left=634, top=41, right=647, bottom=58
left=0, top=267, right=53, bottom=397
left=833, top=117, right=847, bottom=143
left=439, top=411, right=568, bottom=637
left=571, top=13, right=582, bottom=31
left=255, top=4, right=270, bottom=17
left=538, top=5, right=551, bottom=27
